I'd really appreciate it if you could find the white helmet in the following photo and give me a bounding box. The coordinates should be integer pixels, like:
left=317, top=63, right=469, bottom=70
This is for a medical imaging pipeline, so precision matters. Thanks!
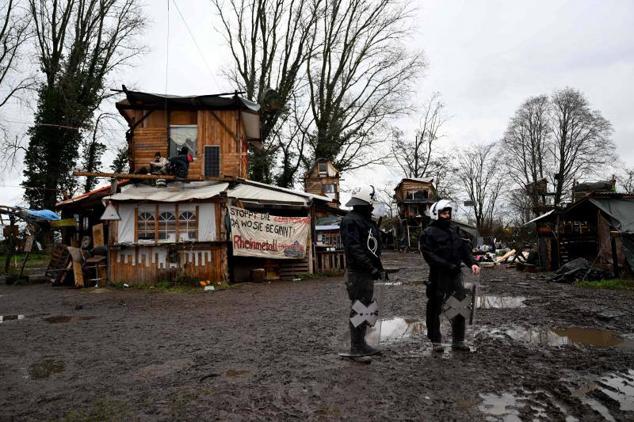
left=429, top=199, right=453, bottom=220
left=346, top=185, right=377, bottom=207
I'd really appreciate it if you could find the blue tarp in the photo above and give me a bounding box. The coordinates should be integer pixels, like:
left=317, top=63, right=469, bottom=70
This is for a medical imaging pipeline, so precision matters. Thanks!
left=26, top=209, right=61, bottom=221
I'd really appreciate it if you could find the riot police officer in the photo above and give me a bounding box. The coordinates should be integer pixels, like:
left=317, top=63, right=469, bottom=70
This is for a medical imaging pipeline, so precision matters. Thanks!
left=340, top=186, right=384, bottom=357
left=419, top=200, right=480, bottom=352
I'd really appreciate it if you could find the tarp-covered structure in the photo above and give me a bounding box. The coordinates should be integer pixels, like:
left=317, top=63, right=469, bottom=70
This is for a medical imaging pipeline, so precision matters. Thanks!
left=530, top=193, right=634, bottom=276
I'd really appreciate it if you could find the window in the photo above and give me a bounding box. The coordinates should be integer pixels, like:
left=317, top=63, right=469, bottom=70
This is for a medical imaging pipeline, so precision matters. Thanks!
left=323, top=184, right=336, bottom=194
left=169, top=125, right=197, bottom=158
left=318, top=162, right=327, bottom=176
left=158, top=211, right=177, bottom=242
left=137, top=211, right=156, bottom=241
left=178, top=210, right=198, bottom=241
left=204, top=146, right=220, bottom=177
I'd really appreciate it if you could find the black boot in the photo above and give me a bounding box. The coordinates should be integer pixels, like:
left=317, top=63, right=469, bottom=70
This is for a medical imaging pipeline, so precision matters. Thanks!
left=350, top=324, right=381, bottom=356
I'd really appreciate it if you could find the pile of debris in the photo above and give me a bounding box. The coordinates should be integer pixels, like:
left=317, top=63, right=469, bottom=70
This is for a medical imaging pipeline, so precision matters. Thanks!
left=549, top=257, right=613, bottom=284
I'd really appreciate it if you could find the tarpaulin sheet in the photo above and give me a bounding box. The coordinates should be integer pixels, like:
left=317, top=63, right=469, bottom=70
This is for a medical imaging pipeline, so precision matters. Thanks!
left=26, top=209, right=60, bottom=221
left=589, top=199, right=634, bottom=233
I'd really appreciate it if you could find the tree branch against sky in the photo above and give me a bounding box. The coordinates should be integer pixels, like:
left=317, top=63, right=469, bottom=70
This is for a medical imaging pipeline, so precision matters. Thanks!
left=549, top=87, right=615, bottom=206
left=0, top=0, right=33, bottom=111
left=391, top=92, right=447, bottom=178
left=501, top=95, right=550, bottom=217
left=456, top=142, right=504, bottom=233
left=306, top=0, right=424, bottom=172
left=211, top=0, right=321, bottom=183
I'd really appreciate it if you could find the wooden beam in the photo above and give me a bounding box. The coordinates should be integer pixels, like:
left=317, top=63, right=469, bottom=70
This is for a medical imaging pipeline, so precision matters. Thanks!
left=73, top=171, right=176, bottom=180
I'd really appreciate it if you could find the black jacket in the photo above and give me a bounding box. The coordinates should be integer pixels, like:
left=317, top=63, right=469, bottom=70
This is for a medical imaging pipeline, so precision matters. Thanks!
left=341, top=210, right=383, bottom=276
left=419, top=220, right=476, bottom=287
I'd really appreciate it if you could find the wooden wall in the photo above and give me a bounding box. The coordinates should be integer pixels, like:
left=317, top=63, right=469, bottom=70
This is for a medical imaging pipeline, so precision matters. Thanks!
left=109, top=243, right=228, bottom=285
left=129, top=109, right=249, bottom=179
left=394, top=180, right=435, bottom=202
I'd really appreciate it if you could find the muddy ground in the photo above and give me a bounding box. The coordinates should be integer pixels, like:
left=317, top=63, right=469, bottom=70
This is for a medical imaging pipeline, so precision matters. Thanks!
left=1, top=251, right=633, bottom=421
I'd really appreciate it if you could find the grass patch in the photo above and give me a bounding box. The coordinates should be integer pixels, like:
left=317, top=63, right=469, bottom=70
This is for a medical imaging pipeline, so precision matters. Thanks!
left=29, top=358, right=65, bottom=379
left=109, top=278, right=232, bottom=293
left=575, top=279, right=634, bottom=290
left=0, top=252, right=50, bottom=269
left=61, top=398, right=132, bottom=422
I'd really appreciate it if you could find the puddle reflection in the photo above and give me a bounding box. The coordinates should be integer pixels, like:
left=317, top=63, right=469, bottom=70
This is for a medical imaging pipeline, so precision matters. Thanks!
left=483, top=326, right=631, bottom=349
left=476, top=295, right=526, bottom=309
left=366, top=317, right=425, bottom=344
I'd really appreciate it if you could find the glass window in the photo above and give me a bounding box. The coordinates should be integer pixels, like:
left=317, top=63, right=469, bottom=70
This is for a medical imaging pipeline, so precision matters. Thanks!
left=178, top=210, right=198, bottom=241
left=137, top=211, right=156, bottom=241
left=169, top=125, right=197, bottom=158
left=323, top=184, right=336, bottom=193
left=158, top=211, right=177, bottom=242
left=318, top=162, right=327, bottom=175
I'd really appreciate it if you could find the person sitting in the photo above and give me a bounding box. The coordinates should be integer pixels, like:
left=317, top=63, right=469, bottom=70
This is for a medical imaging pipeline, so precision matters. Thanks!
left=168, top=146, right=190, bottom=179
left=149, top=152, right=169, bottom=174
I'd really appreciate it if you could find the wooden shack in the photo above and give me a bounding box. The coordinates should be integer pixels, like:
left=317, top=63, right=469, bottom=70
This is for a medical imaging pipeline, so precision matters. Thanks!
left=115, top=88, right=261, bottom=180
left=530, top=193, right=634, bottom=275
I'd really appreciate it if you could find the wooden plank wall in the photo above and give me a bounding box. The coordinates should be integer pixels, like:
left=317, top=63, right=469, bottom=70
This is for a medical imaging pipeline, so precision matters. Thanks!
left=109, top=244, right=228, bottom=285
left=198, top=110, right=248, bottom=179
left=304, top=176, right=339, bottom=197
left=395, top=180, right=435, bottom=202
left=129, top=109, right=249, bottom=179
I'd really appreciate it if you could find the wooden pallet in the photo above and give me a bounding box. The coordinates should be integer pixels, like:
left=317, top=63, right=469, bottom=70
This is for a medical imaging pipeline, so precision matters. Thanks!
left=45, top=244, right=71, bottom=285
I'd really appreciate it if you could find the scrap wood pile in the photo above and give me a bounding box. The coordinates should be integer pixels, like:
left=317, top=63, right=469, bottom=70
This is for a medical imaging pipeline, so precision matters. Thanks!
left=46, top=225, right=107, bottom=288
left=472, top=247, right=532, bottom=268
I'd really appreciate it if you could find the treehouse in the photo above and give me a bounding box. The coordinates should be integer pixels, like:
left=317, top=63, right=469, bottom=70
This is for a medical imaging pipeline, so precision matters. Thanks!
left=304, top=159, right=341, bottom=207
left=394, top=177, right=437, bottom=249
left=115, top=88, right=261, bottom=179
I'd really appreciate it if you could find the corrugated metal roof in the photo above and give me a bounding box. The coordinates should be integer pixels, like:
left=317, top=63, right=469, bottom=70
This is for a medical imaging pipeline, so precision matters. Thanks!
left=227, top=184, right=309, bottom=204
left=108, top=181, right=229, bottom=202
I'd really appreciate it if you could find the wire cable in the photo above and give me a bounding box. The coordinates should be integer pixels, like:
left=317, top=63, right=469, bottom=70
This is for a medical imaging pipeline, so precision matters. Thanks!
left=171, top=0, right=220, bottom=91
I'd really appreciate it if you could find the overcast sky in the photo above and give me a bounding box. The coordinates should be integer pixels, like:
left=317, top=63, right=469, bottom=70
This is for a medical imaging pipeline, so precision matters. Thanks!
left=1, top=0, right=633, bottom=208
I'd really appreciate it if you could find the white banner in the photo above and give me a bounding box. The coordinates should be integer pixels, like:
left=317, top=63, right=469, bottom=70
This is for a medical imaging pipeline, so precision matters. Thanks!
left=228, top=206, right=311, bottom=259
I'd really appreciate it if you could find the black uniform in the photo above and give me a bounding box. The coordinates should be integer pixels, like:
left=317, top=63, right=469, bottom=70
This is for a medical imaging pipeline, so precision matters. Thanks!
left=419, top=219, right=476, bottom=344
left=340, top=209, right=383, bottom=354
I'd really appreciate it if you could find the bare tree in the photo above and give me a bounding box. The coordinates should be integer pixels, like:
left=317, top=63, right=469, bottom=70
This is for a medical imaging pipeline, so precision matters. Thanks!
left=501, top=95, right=551, bottom=215
left=306, top=0, right=424, bottom=172
left=391, top=93, right=446, bottom=178
left=618, top=167, right=634, bottom=194
left=211, top=0, right=321, bottom=183
left=549, top=87, right=615, bottom=206
left=0, top=0, right=32, bottom=110
left=456, top=142, right=504, bottom=233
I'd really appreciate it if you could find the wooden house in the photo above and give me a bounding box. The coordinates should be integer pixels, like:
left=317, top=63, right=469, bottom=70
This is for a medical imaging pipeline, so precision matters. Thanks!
left=115, top=88, right=261, bottom=180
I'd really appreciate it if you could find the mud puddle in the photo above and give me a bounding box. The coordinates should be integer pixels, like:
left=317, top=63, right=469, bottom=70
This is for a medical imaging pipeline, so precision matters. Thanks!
left=480, top=370, right=634, bottom=421
left=478, top=389, right=579, bottom=421
left=481, top=326, right=634, bottom=349
left=366, top=317, right=425, bottom=344
left=476, top=295, right=526, bottom=309
left=43, top=315, right=96, bottom=324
